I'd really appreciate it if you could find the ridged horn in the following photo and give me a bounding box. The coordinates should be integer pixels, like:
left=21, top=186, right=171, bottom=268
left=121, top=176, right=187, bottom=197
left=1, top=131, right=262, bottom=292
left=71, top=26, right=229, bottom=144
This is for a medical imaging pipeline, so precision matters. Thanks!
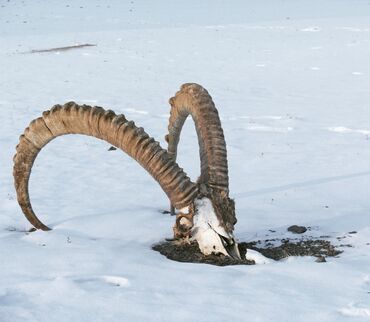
left=167, top=83, right=229, bottom=192
left=167, top=84, right=237, bottom=232
left=14, top=102, right=198, bottom=230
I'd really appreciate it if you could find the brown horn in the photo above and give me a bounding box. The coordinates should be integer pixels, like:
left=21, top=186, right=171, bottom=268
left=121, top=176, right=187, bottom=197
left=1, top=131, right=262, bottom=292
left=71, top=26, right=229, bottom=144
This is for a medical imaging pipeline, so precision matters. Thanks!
left=166, top=84, right=237, bottom=232
left=13, top=102, right=198, bottom=230
left=167, top=83, right=229, bottom=192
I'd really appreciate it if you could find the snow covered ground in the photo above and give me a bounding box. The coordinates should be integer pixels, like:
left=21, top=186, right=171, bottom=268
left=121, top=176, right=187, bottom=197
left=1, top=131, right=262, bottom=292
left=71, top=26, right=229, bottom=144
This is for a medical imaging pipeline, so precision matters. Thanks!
left=1, top=0, right=370, bottom=321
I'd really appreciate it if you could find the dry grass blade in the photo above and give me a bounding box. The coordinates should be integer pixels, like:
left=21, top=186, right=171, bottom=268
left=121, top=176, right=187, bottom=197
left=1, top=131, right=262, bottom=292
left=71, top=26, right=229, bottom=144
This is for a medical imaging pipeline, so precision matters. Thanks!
left=28, top=43, right=96, bottom=53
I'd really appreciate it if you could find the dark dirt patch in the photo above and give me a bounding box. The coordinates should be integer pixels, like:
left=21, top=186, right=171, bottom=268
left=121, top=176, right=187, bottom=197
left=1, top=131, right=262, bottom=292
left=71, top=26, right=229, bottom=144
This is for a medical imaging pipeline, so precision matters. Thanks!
left=153, top=238, right=342, bottom=266
left=241, top=239, right=342, bottom=261
left=153, top=240, right=255, bottom=266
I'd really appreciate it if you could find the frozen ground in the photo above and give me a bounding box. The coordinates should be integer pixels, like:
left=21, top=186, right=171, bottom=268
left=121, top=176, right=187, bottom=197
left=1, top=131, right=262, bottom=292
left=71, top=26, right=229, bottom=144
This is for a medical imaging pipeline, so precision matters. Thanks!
left=1, top=0, right=370, bottom=321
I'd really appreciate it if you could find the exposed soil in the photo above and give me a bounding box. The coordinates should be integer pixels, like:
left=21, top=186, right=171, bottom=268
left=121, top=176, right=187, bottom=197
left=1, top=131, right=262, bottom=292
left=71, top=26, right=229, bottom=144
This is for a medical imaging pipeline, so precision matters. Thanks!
left=153, top=240, right=255, bottom=266
left=241, top=238, right=341, bottom=261
left=153, top=237, right=343, bottom=266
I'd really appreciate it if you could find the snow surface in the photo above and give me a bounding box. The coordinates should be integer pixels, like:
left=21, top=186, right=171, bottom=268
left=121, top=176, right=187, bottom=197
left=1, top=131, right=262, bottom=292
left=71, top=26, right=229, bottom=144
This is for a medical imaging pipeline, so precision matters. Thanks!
left=1, top=0, right=370, bottom=321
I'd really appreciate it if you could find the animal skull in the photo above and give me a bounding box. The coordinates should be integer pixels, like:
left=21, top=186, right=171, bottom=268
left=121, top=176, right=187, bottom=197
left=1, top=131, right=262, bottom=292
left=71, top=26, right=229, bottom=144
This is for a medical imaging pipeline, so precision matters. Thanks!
left=13, top=83, right=240, bottom=259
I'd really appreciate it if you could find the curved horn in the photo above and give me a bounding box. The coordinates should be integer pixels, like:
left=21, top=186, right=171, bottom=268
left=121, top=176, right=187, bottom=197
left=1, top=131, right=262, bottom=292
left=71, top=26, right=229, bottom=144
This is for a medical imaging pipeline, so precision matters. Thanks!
left=166, top=84, right=237, bottom=234
left=14, top=102, right=198, bottom=230
left=167, top=83, right=229, bottom=192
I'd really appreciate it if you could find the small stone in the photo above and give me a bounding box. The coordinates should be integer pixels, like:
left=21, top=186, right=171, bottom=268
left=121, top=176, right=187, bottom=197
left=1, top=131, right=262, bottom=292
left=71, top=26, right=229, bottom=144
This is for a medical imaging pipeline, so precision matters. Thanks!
left=287, top=225, right=307, bottom=234
left=315, top=256, right=326, bottom=263
left=348, top=231, right=357, bottom=234
left=108, top=146, right=117, bottom=151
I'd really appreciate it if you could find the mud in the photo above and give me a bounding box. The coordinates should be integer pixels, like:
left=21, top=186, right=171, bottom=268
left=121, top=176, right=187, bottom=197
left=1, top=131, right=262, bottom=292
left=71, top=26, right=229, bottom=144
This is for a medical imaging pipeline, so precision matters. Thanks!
left=153, top=237, right=342, bottom=266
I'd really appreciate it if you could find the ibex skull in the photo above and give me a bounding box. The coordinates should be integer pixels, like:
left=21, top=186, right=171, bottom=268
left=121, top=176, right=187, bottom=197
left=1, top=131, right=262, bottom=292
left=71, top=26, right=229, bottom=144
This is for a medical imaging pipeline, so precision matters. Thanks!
left=13, top=83, right=240, bottom=259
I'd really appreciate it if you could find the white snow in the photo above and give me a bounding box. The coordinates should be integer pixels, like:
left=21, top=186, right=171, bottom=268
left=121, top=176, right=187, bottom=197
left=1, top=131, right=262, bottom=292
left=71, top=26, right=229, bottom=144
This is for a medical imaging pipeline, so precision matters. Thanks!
left=1, top=0, right=370, bottom=321
left=245, top=249, right=273, bottom=265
